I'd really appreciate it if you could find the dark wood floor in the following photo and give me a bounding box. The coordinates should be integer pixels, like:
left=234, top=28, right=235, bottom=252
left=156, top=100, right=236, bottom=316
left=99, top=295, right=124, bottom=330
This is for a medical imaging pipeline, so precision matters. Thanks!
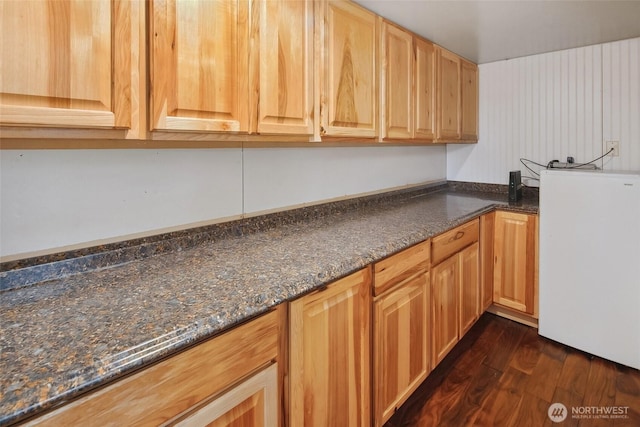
left=385, top=313, right=640, bottom=427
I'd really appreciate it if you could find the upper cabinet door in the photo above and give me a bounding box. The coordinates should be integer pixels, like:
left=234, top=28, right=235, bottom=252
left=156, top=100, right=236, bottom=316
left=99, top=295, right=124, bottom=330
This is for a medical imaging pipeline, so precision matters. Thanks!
left=414, top=38, right=436, bottom=140
left=436, top=48, right=461, bottom=141
left=0, top=0, right=131, bottom=129
left=254, top=0, right=313, bottom=135
left=381, top=22, right=413, bottom=140
left=150, top=0, right=250, bottom=133
left=319, top=0, right=378, bottom=138
left=460, top=59, right=479, bottom=141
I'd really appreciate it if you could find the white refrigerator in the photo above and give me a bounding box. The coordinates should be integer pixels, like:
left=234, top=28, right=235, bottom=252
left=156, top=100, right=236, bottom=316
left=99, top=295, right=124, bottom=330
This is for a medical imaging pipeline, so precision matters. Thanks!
left=539, top=169, right=640, bottom=369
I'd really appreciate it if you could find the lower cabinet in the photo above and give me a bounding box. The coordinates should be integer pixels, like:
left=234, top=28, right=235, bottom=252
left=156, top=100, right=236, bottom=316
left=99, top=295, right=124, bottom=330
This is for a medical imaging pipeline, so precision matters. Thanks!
left=479, top=212, right=495, bottom=311
left=174, top=364, right=277, bottom=427
left=430, top=219, right=480, bottom=366
left=458, top=242, right=480, bottom=336
left=493, top=211, right=538, bottom=316
left=372, top=240, right=431, bottom=426
left=430, top=254, right=460, bottom=366
left=26, top=308, right=283, bottom=426
left=289, top=268, right=371, bottom=427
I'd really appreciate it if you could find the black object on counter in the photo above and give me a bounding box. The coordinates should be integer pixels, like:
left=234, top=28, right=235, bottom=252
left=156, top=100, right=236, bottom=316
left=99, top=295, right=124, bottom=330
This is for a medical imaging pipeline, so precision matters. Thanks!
left=509, top=170, right=523, bottom=202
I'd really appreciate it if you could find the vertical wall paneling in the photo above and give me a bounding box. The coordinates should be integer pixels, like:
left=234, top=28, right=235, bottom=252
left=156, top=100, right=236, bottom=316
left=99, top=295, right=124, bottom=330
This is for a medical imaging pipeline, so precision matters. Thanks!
left=603, top=38, right=640, bottom=171
left=448, top=38, right=640, bottom=185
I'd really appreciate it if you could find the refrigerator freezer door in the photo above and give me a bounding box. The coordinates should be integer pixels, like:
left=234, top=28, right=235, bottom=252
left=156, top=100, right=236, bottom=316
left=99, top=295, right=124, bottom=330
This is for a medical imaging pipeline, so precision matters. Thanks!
left=539, top=169, right=640, bottom=370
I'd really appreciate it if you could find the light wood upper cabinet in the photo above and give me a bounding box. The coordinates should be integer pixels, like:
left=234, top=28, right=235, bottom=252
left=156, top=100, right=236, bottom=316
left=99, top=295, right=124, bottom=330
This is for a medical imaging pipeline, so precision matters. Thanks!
left=252, top=0, right=313, bottom=135
left=318, top=0, right=379, bottom=139
left=373, top=240, right=431, bottom=427
left=414, top=38, right=436, bottom=140
left=493, top=211, right=537, bottom=315
left=380, top=22, right=436, bottom=142
left=289, top=268, right=371, bottom=427
left=460, top=59, right=479, bottom=141
left=381, top=21, right=413, bottom=140
left=435, top=47, right=478, bottom=143
left=0, top=0, right=134, bottom=133
left=436, top=47, right=461, bottom=141
left=149, top=0, right=250, bottom=133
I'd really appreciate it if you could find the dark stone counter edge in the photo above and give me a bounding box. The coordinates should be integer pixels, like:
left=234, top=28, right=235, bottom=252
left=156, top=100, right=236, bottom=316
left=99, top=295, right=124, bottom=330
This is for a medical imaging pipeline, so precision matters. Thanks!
left=0, top=182, right=538, bottom=426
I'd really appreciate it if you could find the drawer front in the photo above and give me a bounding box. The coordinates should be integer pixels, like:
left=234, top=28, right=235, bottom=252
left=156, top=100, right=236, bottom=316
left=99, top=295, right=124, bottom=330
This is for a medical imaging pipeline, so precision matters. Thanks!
left=27, top=309, right=281, bottom=427
left=374, top=239, right=431, bottom=296
left=431, top=219, right=479, bottom=265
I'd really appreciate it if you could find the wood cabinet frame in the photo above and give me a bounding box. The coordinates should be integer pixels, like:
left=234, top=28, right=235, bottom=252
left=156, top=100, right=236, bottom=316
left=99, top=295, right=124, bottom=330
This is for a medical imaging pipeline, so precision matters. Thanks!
left=373, top=240, right=431, bottom=426
left=289, top=268, right=371, bottom=427
left=0, top=0, right=139, bottom=140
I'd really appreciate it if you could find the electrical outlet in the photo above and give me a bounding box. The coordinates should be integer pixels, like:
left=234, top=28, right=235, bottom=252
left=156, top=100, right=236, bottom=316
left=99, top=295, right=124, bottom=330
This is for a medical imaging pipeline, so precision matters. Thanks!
left=606, top=141, right=619, bottom=157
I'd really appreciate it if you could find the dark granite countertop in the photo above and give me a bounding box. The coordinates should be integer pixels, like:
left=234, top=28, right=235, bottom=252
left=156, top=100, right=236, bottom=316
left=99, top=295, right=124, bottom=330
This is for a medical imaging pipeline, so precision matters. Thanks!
left=0, top=183, right=538, bottom=425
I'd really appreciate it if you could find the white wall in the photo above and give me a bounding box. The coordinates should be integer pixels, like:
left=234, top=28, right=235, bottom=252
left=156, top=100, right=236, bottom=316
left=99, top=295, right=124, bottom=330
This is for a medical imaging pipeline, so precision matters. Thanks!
left=0, top=145, right=446, bottom=259
left=447, top=37, right=640, bottom=185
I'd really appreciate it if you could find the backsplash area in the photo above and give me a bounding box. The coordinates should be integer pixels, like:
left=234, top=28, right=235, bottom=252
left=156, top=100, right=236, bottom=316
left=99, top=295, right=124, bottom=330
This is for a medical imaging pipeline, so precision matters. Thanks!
left=0, top=145, right=446, bottom=261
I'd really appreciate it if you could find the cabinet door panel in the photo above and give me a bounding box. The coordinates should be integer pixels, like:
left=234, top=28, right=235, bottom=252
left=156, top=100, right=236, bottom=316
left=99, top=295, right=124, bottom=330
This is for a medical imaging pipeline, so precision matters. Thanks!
left=150, top=0, right=249, bottom=132
left=414, top=38, right=436, bottom=140
left=431, top=256, right=459, bottom=366
left=255, top=0, right=313, bottom=135
left=493, top=212, right=536, bottom=314
left=460, top=59, right=478, bottom=141
left=382, top=22, right=413, bottom=139
left=436, top=48, right=460, bottom=140
left=321, top=0, right=378, bottom=137
left=175, top=364, right=277, bottom=427
left=480, top=212, right=496, bottom=311
left=459, top=243, right=480, bottom=336
left=0, top=0, right=130, bottom=128
left=374, top=272, right=429, bottom=426
left=289, top=269, right=371, bottom=427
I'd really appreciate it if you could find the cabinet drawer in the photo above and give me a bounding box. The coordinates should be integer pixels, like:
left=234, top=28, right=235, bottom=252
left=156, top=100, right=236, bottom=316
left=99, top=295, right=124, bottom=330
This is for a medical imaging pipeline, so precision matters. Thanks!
left=374, top=240, right=430, bottom=296
left=27, top=309, right=281, bottom=426
left=431, top=219, right=479, bottom=265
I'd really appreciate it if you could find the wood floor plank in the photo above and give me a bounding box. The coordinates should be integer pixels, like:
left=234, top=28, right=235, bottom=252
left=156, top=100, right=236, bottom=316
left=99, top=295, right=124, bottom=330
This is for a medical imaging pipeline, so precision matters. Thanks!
left=509, top=326, right=544, bottom=374
left=510, top=392, right=553, bottom=427
left=583, top=358, right=617, bottom=407
left=482, top=320, right=527, bottom=372
left=384, top=314, right=640, bottom=427
left=541, top=336, right=569, bottom=362
left=524, top=346, right=565, bottom=403
left=413, top=367, right=472, bottom=426
left=612, top=409, right=640, bottom=427
left=557, top=348, right=592, bottom=398
left=468, top=366, right=528, bottom=426
left=550, top=387, right=582, bottom=427
left=615, top=364, right=640, bottom=407
left=438, top=364, right=501, bottom=426
left=613, top=364, right=640, bottom=426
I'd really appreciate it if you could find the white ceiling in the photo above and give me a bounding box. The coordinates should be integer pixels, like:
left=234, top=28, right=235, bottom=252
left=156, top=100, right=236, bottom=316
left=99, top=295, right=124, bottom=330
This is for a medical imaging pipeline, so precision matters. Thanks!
left=353, top=0, right=640, bottom=64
